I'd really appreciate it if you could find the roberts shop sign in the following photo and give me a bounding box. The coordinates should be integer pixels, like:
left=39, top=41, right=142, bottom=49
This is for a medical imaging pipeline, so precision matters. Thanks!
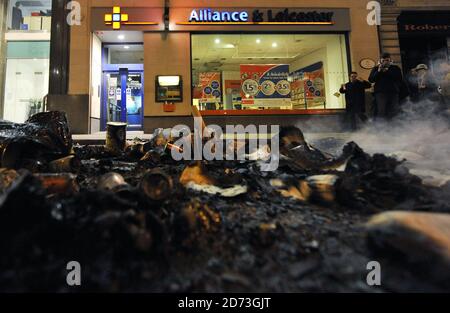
left=182, top=8, right=334, bottom=25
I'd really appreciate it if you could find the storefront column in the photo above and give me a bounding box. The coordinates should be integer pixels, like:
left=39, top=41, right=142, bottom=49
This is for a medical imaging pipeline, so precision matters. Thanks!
left=49, top=0, right=71, bottom=95
left=0, top=0, right=8, bottom=118
left=47, top=0, right=90, bottom=134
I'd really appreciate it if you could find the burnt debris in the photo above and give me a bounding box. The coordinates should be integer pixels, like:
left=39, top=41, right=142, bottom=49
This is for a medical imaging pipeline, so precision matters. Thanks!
left=0, top=115, right=449, bottom=292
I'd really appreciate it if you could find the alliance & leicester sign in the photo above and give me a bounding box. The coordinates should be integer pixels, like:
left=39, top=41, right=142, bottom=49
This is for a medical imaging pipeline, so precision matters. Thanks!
left=186, top=8, right=335, bottom=24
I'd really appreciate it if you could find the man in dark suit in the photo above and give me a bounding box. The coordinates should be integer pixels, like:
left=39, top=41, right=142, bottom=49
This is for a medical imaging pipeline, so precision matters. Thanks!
left=340, top=71, right=372, bottom=130
left=11, top=3, right=23, bottom=30
left=369, top=52, right=405, bottom=119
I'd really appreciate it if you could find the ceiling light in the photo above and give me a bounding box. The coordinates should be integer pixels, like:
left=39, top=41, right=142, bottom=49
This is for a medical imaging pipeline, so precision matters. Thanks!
left=224, top=44, right=235, bottom=49
left=118, top=34, right=125, bottom=40
left=272, top=42, right=278, bottom=48
left=256, top=38, right=261, bottom=44
left=124, top=46, right=130, bottom=49
left=215, top=38, right=221, bottom=44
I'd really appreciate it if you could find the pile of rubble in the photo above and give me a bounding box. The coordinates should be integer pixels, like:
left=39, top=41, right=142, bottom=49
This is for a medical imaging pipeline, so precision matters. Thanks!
left=0, top=112, right=449, bottom=292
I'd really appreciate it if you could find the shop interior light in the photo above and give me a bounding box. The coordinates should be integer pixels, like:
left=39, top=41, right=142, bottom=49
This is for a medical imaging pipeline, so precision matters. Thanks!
left=158, top=76, right=181, bottom=87
left=215, top=38, right=221, bottom=44
left=256, top=38, right=261, bottom=44
left=272, top=42, right=278, bottom=48
left=118, top=34, right=125, bottom=40
left=124, top=46, right=130, bottom=49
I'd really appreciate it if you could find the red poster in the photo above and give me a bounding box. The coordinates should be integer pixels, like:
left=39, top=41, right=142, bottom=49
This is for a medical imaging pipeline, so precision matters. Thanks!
left=199, top=72, right=222, bottom=103
left=291, top=62, right=325, bottom=109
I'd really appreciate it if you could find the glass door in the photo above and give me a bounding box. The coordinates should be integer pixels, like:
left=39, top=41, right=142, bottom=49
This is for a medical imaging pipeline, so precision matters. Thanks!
left=125, top=72, right=143, bottom=129
left=104, top=69, right=143, bottom=130
left=105, top=72, right=122, bottom=124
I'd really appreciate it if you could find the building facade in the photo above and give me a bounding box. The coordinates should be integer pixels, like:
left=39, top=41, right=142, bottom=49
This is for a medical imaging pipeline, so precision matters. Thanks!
left=379, top=0, right=450, bottom=71
left=0, top=0, right=53, bottom=123
left=0, top=0, right=9, bottom=118
left=55, top=0, right=380, bottom=134
left=17, top=0, right=450, bottom=134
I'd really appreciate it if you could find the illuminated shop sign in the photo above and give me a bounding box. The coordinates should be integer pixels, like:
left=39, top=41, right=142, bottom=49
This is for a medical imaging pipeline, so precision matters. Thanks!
left=183, top=8, right=334, bottom=25
left=402, top=24, right=450, bottom=32
left=189, top=9, right=249, bottom=22
left=398, top=12, right=450, bottom=35
left=263, top=9, right=334, bottom=23
left=104, top=6, right=158, bottom=30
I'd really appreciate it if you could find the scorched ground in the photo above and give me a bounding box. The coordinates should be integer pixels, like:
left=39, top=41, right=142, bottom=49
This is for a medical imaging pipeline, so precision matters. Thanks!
left=0, top=112, right=449, bottom=292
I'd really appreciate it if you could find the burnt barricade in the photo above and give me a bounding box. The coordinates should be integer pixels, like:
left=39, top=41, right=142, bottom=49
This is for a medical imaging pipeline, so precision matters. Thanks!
left=0, top=111, right=73, bottom=171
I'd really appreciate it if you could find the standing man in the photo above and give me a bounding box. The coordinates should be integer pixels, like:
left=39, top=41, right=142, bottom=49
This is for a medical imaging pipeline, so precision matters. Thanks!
left=369, top=53, right=405, bottom=119
left=339, top=72, right=372, bottom=130
left=12, top=2, right=24, bottom=30
left=409, top=64, right=439, bottom=103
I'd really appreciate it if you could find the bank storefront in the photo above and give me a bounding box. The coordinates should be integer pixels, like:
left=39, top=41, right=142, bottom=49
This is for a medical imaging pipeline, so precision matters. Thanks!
left=61, top=1, right=379, bottom=134
left=1, top=0, right=52, bottom=123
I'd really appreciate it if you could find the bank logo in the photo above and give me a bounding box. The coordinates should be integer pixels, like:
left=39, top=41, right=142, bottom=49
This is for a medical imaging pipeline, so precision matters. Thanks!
left=104, top=6, right=128, bottom=30
left=104, top=6, right=158, bottom=30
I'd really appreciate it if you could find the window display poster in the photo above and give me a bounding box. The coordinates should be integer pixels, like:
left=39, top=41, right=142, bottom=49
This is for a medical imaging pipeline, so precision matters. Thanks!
left=199, top=72, right=222, bottom=103
left=224, top=80, right=242, bottom=109
left=290, top=76, right=306, bottom=109
left=240, top=64, right=291, bottom=107
left=290, top=62, right=325, bottom=109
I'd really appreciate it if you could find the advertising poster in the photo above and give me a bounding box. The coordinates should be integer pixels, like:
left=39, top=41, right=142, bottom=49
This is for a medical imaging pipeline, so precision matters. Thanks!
left=199, top=72, right=222, bottom=104
left=224, top=80, right=242, bottom=109
left=290, top=62, right=325, bottom=109
left=240, top=64, right=291, bottom=108
left=290, top=72, right=306, bottom=109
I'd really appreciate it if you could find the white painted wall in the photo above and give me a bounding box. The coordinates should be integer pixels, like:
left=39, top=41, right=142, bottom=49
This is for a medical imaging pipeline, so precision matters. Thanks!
left=325, top=35, right=348, bottom=109
left=222, top=70, right=240, bottom=109
left=289, top=35, right=348, bottom=109
left=3, top=58, right=49, bottom=123
left=90, top=33, right=102, bottom=123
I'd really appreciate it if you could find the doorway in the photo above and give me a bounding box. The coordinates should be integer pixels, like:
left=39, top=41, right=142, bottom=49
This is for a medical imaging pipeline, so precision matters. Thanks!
left=95, top=33, right=144, bottom=131
left=104, top=69, right=143, bottom=130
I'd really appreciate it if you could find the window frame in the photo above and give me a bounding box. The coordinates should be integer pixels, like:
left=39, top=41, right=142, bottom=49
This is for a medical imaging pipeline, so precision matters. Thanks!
left=190, top=31, right=351, bottom=116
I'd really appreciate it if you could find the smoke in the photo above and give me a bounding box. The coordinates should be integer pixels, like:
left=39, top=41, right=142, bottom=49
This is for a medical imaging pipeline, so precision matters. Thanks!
left=346, top=99, right=450, bottom=187
left=299, top=56, right=450, bottom=187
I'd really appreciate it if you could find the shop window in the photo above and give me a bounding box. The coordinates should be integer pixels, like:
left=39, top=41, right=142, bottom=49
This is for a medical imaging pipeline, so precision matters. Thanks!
left=7, top=0, right=52, bottom=32
left=3, top=41, right=50, bottom=123
left=191, top=34, right=349, bottom=113
left=104, top=44, right=144, bottom=65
